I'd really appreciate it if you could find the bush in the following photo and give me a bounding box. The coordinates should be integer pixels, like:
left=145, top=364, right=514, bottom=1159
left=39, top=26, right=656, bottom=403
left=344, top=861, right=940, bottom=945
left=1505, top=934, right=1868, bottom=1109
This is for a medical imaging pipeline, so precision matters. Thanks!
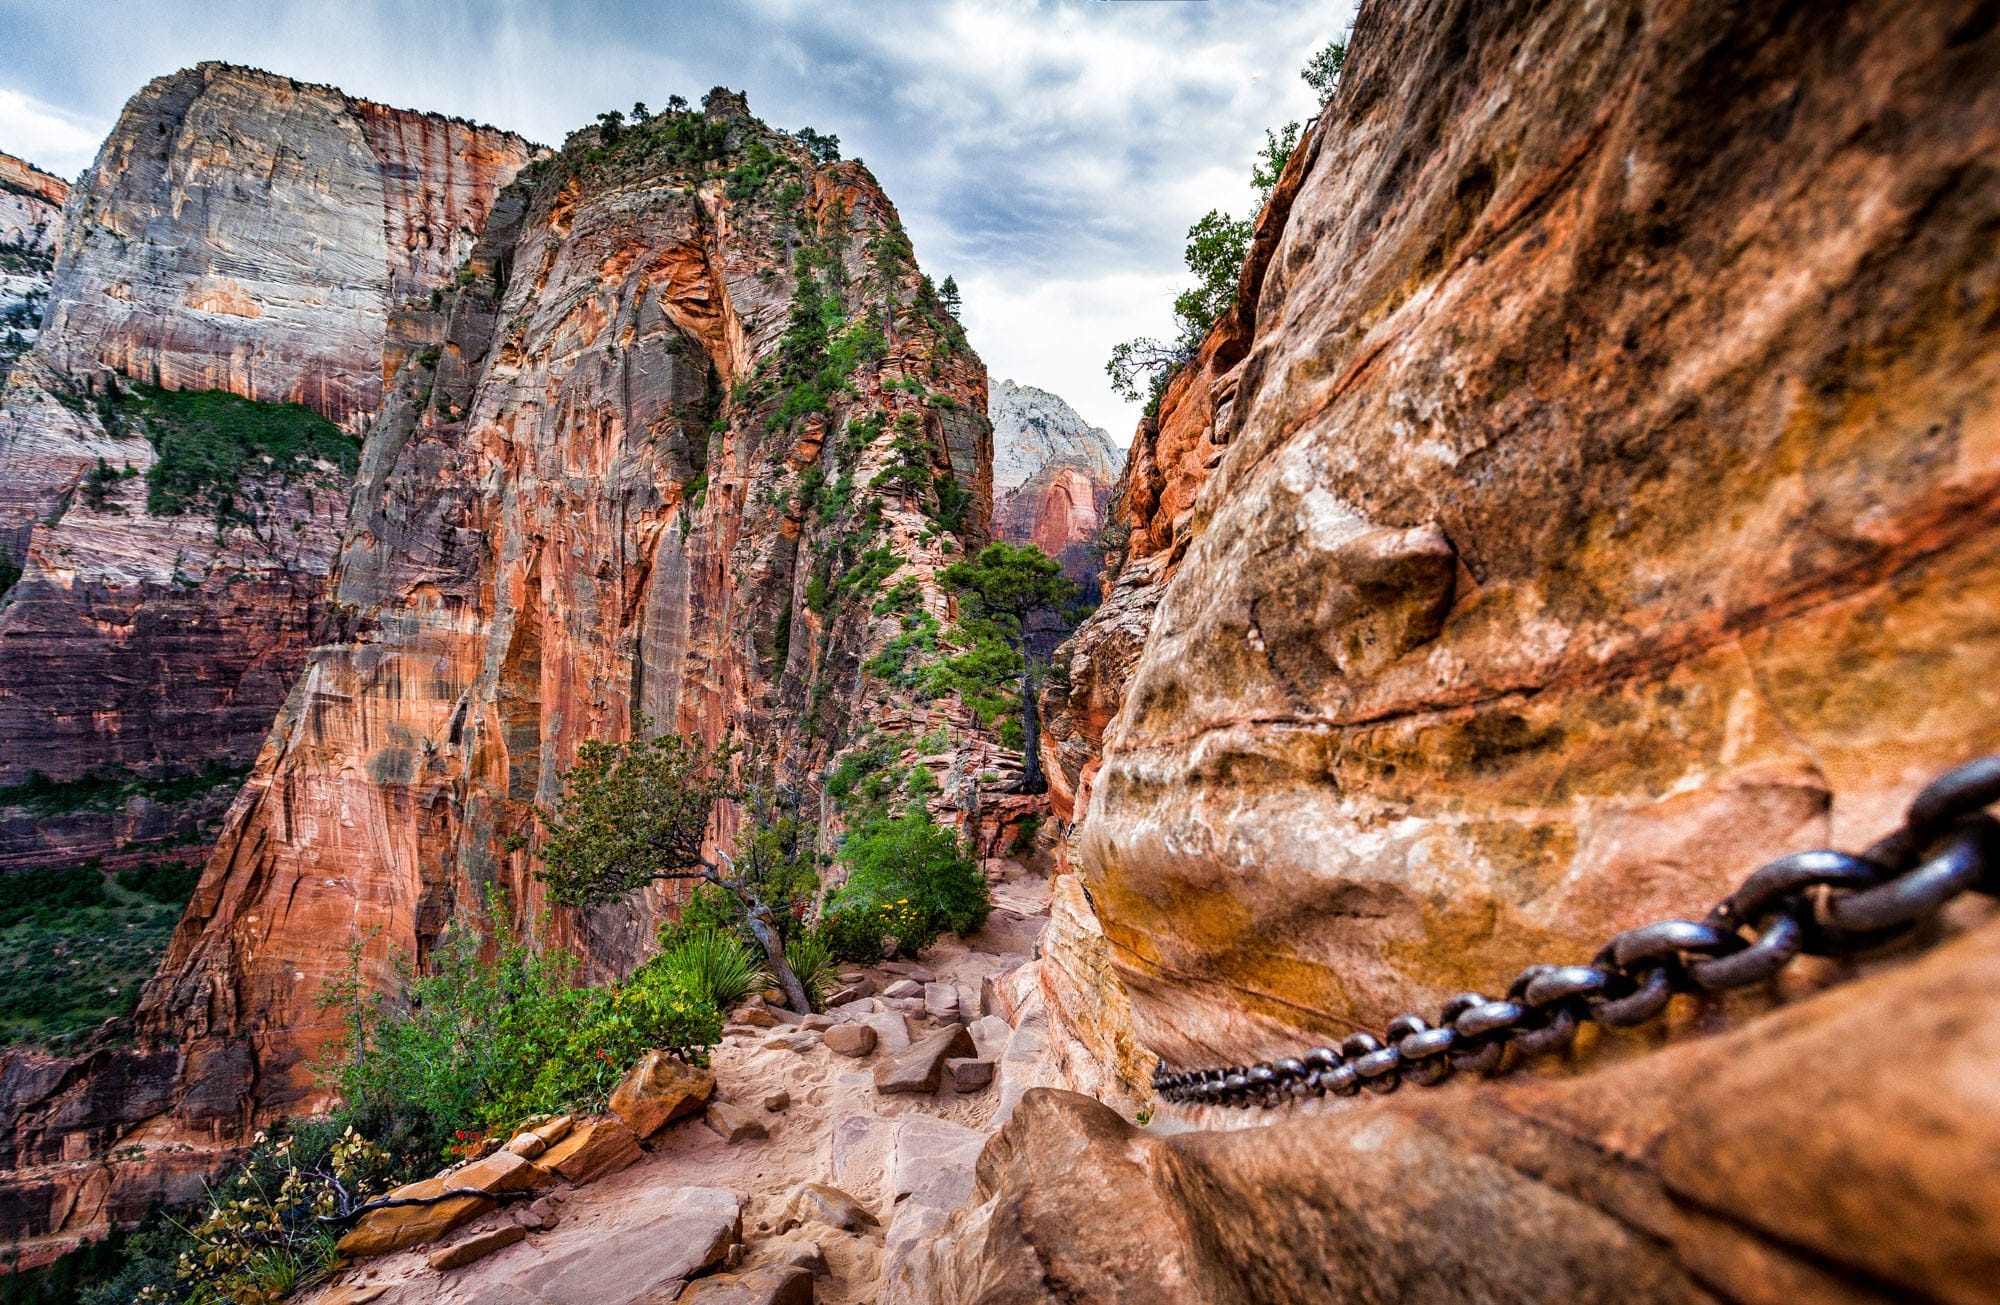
left=323, top=904, right=723, bottom=1158
left=100, top=385, right=362, bottom=522
left=658, top=926, right=771, bottom=1012
left=784, top=932, right=836, bottom=1008
left=822, top=807, right=988, bottom=959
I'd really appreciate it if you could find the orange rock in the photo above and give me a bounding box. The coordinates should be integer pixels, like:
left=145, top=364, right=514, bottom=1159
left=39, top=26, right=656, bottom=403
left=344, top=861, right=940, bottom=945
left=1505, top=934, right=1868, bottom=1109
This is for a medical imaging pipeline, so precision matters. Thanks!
left=538, top=1117, right=643, bottom=1185
left=608, top=1052, right=715, bottom=1139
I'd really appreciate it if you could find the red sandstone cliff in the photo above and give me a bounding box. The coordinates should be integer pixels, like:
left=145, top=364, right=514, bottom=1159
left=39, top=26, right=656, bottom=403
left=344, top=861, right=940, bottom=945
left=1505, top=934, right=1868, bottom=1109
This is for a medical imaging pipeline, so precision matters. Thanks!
left=924, top=0, right=2000, bottom=1298
left=0, top=88, right=996, bottom=1259
left=0, top=68, right=533, bottom=876
left=989, top=379, right=1121, bottom=600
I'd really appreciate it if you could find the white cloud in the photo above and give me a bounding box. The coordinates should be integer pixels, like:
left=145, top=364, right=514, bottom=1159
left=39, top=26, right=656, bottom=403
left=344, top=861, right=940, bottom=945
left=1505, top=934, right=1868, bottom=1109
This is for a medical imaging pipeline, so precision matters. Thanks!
left=0, top=0, right=1360, bottom=443
left=0, top=88, right=107, bottom=179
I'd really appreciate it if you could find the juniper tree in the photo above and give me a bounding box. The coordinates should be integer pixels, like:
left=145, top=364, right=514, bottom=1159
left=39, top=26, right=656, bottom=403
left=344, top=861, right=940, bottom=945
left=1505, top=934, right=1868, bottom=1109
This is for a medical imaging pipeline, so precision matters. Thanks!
left=537, top=730, right=814, bottom=1011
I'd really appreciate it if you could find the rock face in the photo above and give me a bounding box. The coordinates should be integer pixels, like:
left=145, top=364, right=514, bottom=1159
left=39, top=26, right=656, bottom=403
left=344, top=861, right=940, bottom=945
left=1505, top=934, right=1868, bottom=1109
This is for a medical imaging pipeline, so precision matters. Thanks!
left=1056, top=0, right=2000, bottom=1065
left=0, top=152, right=66, bottom=379
left=953, top=0, right=2000, bottom=1297
left=37, top=63, right=533, bottom=429
left=0, top=87, right=993, bottom=1258
left=893, top=919, right=2000, bottom=1305
left=0, top=66, right=534, bottom=873
left=989, top=379, right=1120, bottom=600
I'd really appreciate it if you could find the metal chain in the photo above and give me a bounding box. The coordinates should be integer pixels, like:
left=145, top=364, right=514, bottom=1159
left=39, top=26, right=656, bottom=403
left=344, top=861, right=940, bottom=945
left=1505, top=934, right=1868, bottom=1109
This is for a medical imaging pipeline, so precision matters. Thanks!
left=1153, top=754, right=2000, bottom=1108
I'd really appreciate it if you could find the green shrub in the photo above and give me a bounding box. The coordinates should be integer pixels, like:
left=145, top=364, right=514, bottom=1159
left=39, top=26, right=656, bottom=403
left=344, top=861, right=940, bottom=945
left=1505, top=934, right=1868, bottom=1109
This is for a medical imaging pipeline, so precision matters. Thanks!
left=0, top=864, right=190, bottom=1047
left=323, top=904, right=722, bottom=1157
left=117, top=860, right=202, bottom=903
left=823, top=806, right=988, bottom=959
left=99, top=386, right=361, bottom=522
left=659, top=925, right=771, bottom=1011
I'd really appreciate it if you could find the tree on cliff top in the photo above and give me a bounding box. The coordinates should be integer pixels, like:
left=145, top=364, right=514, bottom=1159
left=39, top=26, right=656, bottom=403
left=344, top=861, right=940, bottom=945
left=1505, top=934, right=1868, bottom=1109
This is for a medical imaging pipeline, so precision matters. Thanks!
left=537, top=730, right=815, bottom=1012
left=936, top=542, right=1078, bottom=794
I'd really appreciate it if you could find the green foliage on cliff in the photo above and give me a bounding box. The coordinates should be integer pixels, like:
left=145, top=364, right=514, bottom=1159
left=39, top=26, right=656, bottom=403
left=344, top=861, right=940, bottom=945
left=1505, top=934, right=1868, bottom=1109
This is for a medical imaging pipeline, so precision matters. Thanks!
left=323, top=904, right=722, bottom=1158
left=0, top=759, right=250, bottom=815
left=0, top=862, right=198, bottom=1047
left=95, top=384, right=360, bottom=522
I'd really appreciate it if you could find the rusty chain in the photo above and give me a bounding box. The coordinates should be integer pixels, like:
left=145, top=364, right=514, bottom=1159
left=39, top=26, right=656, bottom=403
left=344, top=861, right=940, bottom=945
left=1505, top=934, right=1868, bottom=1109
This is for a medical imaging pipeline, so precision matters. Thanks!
left=1153, top=753, right=2000, bottom=1108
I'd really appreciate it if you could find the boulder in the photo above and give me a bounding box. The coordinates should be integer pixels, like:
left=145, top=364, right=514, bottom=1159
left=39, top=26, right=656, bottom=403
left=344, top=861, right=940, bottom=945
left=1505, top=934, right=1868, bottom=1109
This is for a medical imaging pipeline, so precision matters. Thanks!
left=747, top=1235, right=828, bottom=1275
left=539, top=1117, right=643, bottom=1185
left=505, top=1131, right=547, bottom=1159
left=923, top=982, right=959, bottom=1022
left=946, top=1057, right=994, bottom=1092
left=500, top=1186, right=742, bottom=1304
left=733, top=1005, right=780, bottom=1028
left=428, top=1222, right=527, bottom=1270
left=822, top=1023, right=877, bottom=1057
left=874, top=1024, right=977, bottom=1095
left=530, top=1115, right=574, bottom=1147
left=827, top=977, right=876, bottom=1005
left=448, top=1149, right=549, bottom=1195
left=782, top=1181, right=879, bottom=1234
left=678, top=1265, right=813, bottom=1305
left=800, top=1014, right=835, bottom=1031
left=881, top=979, right=923, bottom=1000
left=955, top=985, right=981, bottom=1024
left=854, top=1010, right=914, bottom=1054
left=706, top=1101, right=770, bottom=1143
left=879, top=963, right=937, bottom=982
left=336, top=1176, right=495, bottom=1258
left=609, top=1051, right=715, bottom=1138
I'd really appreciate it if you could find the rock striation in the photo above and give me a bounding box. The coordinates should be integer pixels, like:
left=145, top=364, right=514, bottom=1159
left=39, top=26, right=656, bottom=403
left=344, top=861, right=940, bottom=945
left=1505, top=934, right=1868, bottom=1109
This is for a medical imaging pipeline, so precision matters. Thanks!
left=989, top=379, right=1120, bottom=600
left=948, top=0, right=2000, bottom=1297
left=0, top=87, right=994, bottom=1259
left=0, top=67, right=533, bottom=873
left=0, top=152, right=66, bottom=379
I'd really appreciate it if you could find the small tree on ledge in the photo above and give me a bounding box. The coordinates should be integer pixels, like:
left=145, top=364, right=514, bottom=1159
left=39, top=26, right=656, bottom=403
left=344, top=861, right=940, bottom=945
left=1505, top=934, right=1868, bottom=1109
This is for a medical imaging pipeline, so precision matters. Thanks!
left=538, top=730, right=814, bottom=1012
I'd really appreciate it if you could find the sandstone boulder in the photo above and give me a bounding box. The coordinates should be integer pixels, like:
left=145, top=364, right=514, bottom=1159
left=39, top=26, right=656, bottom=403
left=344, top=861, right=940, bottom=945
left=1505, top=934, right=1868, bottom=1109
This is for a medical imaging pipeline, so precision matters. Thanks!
left=923, top=982, right=958, bottom=1021
left=609, top=1051, right=715, bottom=1139
left=539, top=1117, right=642, bottom=1186
left=882, top=979, right=923, bottom=1000
left=500, top=1186, right=742, bottom=1304
left=782, top=1182, right=879, bottom=1234
left=946, top=1057, right=994, bottom=1092
left=337, top=1175, right=496, bottom=1259
left=874, top=1024, right=977, bottom=1095
left=428, top=1222, right=526, bottom=1271
left=678, top=1265, right=813, bottom=1305
left=706, top=1101, right=770, bottom=1143
left=822, top=1023, right=877, bottom=1058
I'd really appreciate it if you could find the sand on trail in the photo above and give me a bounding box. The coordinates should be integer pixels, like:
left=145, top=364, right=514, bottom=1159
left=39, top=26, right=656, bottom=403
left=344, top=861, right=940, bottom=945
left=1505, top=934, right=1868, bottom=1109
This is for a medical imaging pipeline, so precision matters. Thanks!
left=310, top=863, right=1058, bottom=1305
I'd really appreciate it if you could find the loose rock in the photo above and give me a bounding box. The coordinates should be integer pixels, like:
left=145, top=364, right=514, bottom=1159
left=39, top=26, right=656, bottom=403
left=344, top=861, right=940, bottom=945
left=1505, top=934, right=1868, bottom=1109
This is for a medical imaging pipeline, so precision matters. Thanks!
left=947, top=1057, right=994, bottom=1091
left=609, top=1051, right=715, bottom=1139
left=765, top=1090, right=791, bottom=1112
left=923, top=982, right=958, bottom=1021
left=677, top=1264, right=813, bottom=1305
left=874, top=1024, right=977, bottom=1094
left=782, top=1181, right=879, bottom=1233
left=822, top=1023, right=877, bottom=1057
left=882, top=978, right=923, bottom=999
left=428, top=1222, right=527, bottom=1271
left=706, top=1101, right=770, bottom=1143
left=539, top=1117, right=643, bottom=1185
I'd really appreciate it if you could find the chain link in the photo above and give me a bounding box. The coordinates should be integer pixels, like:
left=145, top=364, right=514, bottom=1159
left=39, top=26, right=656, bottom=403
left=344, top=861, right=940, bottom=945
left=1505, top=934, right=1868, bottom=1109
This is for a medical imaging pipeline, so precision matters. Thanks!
left=1153, top=754, right=2000, bottom=1108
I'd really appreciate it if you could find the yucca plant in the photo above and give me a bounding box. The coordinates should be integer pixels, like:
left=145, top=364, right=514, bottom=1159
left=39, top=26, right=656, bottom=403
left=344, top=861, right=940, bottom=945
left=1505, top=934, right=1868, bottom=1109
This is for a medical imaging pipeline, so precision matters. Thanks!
left=784, top=932, right=836, bottom=1010
left=663, top=925, right=772, bottom=1011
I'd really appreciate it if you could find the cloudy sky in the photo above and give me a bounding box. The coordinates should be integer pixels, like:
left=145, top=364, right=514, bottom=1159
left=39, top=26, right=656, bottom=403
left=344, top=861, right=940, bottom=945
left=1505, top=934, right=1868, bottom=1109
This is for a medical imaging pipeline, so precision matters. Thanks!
left=0, top=0, right=1354, bottom=441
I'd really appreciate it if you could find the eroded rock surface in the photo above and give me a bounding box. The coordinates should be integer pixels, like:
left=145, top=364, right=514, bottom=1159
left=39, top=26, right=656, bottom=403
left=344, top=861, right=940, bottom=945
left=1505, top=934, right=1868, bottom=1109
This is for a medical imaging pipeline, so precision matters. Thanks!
left=1070, top=0, right=2000, bottom=1067
left=0, top=151, right=65, bottom=379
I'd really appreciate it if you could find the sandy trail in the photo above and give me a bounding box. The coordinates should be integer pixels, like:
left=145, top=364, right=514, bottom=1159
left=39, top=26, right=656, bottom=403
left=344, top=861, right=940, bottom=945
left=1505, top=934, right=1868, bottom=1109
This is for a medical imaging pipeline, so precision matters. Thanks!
left=313, top=863, right=1056, bottom=1305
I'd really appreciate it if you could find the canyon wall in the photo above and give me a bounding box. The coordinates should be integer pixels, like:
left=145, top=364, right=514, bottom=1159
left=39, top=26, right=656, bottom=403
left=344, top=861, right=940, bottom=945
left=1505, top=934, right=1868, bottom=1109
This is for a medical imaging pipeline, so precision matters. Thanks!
left=989, top=379, right=1120, bottom=600
left=0, top=66, right=533, bottom=873
left=0, top=89, right=995, bottom=1260
left=0, top=152, right=66, bottom=379
left=939, top=0, right=2000, bottom=1298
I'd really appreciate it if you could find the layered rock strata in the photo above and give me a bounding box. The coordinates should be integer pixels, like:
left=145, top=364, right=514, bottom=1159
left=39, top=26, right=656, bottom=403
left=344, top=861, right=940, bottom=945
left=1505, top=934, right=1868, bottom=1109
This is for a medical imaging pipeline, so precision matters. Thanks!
left=1061, top=0, right=2000, bottom=1066
left=0, top=152, right=66, bottom=378
left=989, top=379, right=1120, bottom=600
left=0, top=66, right=532, bottom=869
left=0, top=89, right=993, bottom=1259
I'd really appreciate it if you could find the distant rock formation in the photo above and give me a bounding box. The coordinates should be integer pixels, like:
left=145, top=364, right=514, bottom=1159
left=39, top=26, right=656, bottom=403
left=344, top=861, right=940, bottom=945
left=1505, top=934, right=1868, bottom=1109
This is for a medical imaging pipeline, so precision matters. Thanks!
left=0, top=83, right=998, bottom=1263
left=0, top=152, right=66, bottom=379
left=0, top=65, right=534, bottom=872
left=989, top=380, right=1119, bottom=601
